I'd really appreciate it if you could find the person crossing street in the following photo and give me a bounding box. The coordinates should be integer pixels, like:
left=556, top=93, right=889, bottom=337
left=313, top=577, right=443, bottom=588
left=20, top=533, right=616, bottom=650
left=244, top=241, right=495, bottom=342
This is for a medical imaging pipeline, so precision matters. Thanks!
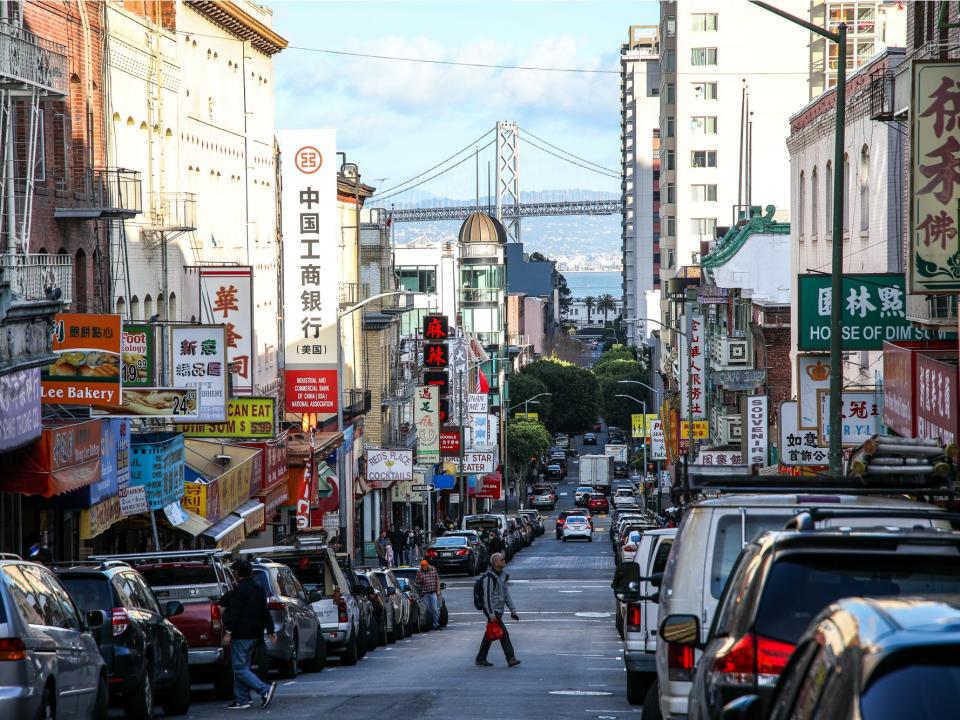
left=475, top=552, right=521, bottom=667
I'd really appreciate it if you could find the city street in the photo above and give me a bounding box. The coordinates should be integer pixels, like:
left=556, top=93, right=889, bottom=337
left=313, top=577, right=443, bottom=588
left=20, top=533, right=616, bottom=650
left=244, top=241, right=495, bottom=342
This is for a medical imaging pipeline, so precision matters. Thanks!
left=179, top=442, right=638, bottom=720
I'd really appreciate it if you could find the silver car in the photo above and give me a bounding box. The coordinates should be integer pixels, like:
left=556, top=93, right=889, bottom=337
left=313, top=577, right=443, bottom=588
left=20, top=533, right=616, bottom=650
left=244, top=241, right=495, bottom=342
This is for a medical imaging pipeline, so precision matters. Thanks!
left=0, top=556, right=107, bottom=719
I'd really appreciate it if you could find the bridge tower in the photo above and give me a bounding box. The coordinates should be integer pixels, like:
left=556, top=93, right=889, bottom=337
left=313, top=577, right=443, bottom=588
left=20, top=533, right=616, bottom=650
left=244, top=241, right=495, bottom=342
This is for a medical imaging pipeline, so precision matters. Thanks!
left=495, top=121, right=520, bottom=243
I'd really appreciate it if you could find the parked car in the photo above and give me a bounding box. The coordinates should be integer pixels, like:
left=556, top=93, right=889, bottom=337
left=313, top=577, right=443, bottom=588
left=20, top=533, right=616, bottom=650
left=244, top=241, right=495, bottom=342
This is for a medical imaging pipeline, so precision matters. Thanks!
left=721, top=595, right=960, bottom=720
left=562, top=515, right=593, bottom=541
left=587, top=493, right=610, bottom=514
left=688, top=508, right=960, bottom=720
left=93, top=550, right=240, bottom=698
left=583, top=432, right=598, bottom=445
left=424, top=535, right=482, bottom=575
left=613, top=528, right=676, bottom=703
left=548, top=454, right=568, bottom=476
left=518, top=510, right=545, bottom=537
left=649, top=493, right=951, bottom=720
left=0, top=556, right=108, bottom=720
left=392, top=566, right=448, bottom=628
left=338, top=559, right=378, bottom=653
left=610, top=512, right=648, bottom=544
left=575, top=485, right=594, bottom=506
left=364, top=569, right=408, bottom=642
left=556, top=509, right=592, bottom=539
left=613, top=487, right=638, bottom=508
left=240, top=543, right=362, bottom=666
left=544, top=464, right=564, bottom=482
left=441, top=529, right=492, bottom=564
left=244, top=559, right=325, bottom=677
left=56, top=559, right=191, bottom=718
left=514, top=514, right=536, bottom=546
left=354, top=569, right=391, bottom=646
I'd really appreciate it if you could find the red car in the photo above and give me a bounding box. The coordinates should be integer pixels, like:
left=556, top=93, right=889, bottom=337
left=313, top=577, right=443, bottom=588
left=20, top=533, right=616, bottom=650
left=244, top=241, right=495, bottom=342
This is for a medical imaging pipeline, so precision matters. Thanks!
left=586, top=493, right=609, bottom=513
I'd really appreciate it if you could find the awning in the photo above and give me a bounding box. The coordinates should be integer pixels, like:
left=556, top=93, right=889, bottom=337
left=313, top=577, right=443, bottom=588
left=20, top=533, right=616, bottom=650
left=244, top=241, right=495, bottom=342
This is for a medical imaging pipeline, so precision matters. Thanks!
left=233, top=499, right=265, bottom=533
left=4, top=420, right=103, bottom=497
left=163, top=501, right=213, bottom=537
left=202, top=514, right=246, bottom=550
left=257, top=478, right=288, bottom=513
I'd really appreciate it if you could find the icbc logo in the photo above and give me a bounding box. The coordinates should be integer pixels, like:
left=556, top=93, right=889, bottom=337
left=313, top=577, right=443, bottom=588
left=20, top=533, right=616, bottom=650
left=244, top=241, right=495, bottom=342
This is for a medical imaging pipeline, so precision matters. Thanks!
left=295, top=146, right=322, bottom=174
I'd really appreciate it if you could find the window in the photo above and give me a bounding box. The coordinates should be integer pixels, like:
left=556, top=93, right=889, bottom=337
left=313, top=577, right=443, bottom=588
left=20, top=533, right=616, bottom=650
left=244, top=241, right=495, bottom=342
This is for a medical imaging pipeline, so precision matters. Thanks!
left=843, top=154, right=850, bottom=233
left=811, top=167, right=819, bottom=238
left=665, top=117, right=675, bottom=138
left=666, top=216, right=676, bottom=236
left=691, top=184, right=718, bottom=202
left=666, top=249, right=675, bottom=269
left=691, top=13, right=718, bottom=31
left=665, top=150, right=675, bottom=171
left=665, top=183, right=676, bottom=204
left=665, top=49, right=676, bottom=72
left=691, top=47, right=718, bottom=66
left=665, top=83, right=675, bottom=104
left=397, top=266, right=437, bottom=293
left=691, top=218, right=717, bottom=236
left=691, top=116, right=717, bottom=134
left=859, top=146, right=869, bottom=231
left=798, top=171, right=805, bottom=236
left=710, top=514, right=788, bottom=598
left=691, top=150, right=717, bottom=168
left=825, top=160, right=833, bottom=233
left=666, top=15, right=676, bottom=36
left=692, top=81, right=718, bottom=100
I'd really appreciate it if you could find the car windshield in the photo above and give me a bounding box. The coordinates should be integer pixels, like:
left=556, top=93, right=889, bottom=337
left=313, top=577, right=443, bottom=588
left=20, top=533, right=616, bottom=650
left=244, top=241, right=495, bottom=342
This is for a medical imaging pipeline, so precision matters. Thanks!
left=466, top=519, right=499, bottom=531
left=58, top=576, right=113, bottom=612
left=396, top=577, right=412, bottom=591
left=433, top=537, right=468, bottom=547
left=567, top=518, right=587, bottom=525
left=577, top=487, right=591, bottom=492
left=137, top=565, right=219, bottom=587
left=755, top=554, right=960, bottom=644
left=860, top=650, right=960, bottom=719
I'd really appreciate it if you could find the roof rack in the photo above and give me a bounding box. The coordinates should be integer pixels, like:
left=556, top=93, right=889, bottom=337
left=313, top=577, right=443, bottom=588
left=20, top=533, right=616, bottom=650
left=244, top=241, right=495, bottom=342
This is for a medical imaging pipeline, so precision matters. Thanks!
left=688, top=474, right=956, bottom=495
left=0, top=552, right=22, bottom=560
left=238, top=545, right=326, bottom=557
left=51, top=559, right=130, bottom=571
left=89, top=550, right=227, bottom=563
left=787, top=508, right=960, bottom=532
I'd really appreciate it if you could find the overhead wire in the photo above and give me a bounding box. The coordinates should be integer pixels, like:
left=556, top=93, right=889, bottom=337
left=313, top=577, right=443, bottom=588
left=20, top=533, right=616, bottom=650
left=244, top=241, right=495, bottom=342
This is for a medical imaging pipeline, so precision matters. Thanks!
left=522, top=136, right=620, bottom=180
left=372, top=138, right=497, bottom=204
left=521, top=128, right=619, bottom=175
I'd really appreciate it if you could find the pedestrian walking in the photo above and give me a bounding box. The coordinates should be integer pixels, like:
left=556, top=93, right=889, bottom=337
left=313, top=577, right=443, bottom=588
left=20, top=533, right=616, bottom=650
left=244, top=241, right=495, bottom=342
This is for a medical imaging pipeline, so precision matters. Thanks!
left=404, top=528, right=415, bottom=565
left=376, top=531, right=388, bottom=568
left=413, top=526, right=424, bottom=562
left=218, top=559, right=278, bottom=710
left=416, top=559, right=441, bottom=630
left=385, top=541, right=395, bottom=568
left=475, top=552, right=520, bottom=667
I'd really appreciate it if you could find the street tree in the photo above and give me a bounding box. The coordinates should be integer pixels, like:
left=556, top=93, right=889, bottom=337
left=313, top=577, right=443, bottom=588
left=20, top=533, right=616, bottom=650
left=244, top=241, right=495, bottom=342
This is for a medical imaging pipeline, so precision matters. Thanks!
left=507, top=372, right=552, bottom=420
left=521, top=358, right=599, bottom=432
left=506, top=418, right=552, bottom=491
left=594, top=345, right=650, bottom=431
left=596, top=293, right=617, bottom=322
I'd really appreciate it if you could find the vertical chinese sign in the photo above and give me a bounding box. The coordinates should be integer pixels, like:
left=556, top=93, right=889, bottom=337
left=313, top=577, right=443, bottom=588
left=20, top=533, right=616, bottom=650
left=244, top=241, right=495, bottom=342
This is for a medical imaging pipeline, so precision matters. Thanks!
left=170, top=326, right=228, bottom=422
left=200, top=267, right=254, bottom=396
left=910, top=61, right=960, bottom=293
left=681, top=304, right=706, bottom=420
left=415, top=385, right=439, bottom=463
left=279, top=130, right=339, bottom=415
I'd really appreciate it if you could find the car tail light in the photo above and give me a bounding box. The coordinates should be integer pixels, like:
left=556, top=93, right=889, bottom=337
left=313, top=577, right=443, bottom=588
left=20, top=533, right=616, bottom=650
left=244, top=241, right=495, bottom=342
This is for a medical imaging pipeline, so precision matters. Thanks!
left=112, top=607, right=130, bottom=637
left=667, top=641, right=696, bottom=682
left=626, top=603, right=642, bottom=632
left=337, top=596, right=348, bottom=623
left=211, top=603, right=224, bottom=638
left=455, top=549, right=469, bottom=556
left=425, top=549, right=437, bottom=558
left=0, top=638, right=26, bottom=661
left=267, top=597, right=288, bottom=617
left=712, top=633, right=795, bottom=688
left=623, top=544, right=636, bottom=554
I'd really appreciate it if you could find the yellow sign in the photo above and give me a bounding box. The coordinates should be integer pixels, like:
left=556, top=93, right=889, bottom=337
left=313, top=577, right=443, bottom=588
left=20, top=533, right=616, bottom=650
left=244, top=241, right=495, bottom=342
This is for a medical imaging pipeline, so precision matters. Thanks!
left=514, top=412, right=539, bottom=421
left=80, top=495, right=122, bottom=540
left=183, top=457, right=255, bottom=521
left=631, top=413, right=658, bottom=438
left=678, top=420, right=710, bottom=440
left=178, top=397, right=275, bottom=438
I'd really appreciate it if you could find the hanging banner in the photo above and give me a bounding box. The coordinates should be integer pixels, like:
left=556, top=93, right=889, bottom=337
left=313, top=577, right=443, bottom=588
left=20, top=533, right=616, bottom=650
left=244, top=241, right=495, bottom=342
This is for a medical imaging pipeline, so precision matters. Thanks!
left=279, top=130, right=340, bottom=415
left=0, top=367, right=42, bottom=453
left=741, top=395, right=768, bottom=466
left=199, top=266, right=254, bottom=395
left=170, top=326, right=228, bottom=422
left=42, top=313, right=122, bottom=406
left=649, top=420, right=667, bottom=461
left=295, top=439, right=314, bottom=530
left=681, top=305, right=706, bottom=419
left=631, top=413, right=658, bottom=439
left=779, top=400, right=829, bottom=466
left=470, top=413, right=490, bottom=447
left=366, top=448, right=414, bottom=484
left=415, top=385, right=439, bottom=463
left=916, top=353, right=958, bottom=445
left=816, top=391, right=882, bottom=447
left=910, top=61, right=960, bottom=294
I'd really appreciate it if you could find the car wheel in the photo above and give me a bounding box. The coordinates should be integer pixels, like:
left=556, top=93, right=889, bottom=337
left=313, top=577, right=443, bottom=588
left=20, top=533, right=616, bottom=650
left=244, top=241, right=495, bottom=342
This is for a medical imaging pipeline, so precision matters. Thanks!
left=439, top=603, right=448, bottom=628
left=340, top=631, right=360, bottom=666
left=562, top=537, right=567, bottom=542
left=588, top=536, right=593, bottom=542
left=278, top=634, right=299, bottom=679
left=616, top=610, right=624, bottom=640
left=39, top=686, right=54, bottom=720
left=93, top=673, right=108, bottom=720
left=642, top=682, right=663, bottom=718
left=303, top=635, right=326, bottom=673
left=161, top=653, right=192, bottom=715
left=124, top=662, right=153, bottom=720
left=626, top=671, right=653, bottom=705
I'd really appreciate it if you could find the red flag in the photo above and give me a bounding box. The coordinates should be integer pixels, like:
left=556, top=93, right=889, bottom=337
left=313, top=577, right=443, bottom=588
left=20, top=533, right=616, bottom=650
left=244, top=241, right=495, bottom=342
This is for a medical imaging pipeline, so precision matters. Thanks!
left=476, top=368, right=490, bottom=394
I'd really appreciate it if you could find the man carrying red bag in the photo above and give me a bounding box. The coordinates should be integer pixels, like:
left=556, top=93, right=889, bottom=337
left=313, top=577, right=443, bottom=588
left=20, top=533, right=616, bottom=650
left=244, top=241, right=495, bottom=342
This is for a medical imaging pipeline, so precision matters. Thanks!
left=475, top=552, right=521, bottom=667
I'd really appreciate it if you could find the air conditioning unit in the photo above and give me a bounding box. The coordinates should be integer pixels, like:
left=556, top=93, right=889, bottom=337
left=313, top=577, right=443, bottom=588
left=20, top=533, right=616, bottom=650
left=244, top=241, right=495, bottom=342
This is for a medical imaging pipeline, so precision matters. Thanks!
left=710, top=337, right=750, bottom=369
left=715, top=414, right=742, bottom=446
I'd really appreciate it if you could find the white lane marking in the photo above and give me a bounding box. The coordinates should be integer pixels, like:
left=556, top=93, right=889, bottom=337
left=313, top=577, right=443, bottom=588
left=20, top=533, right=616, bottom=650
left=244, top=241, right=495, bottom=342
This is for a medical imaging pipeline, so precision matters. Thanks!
left=283, top=681, right=296, bottom=686
left=549, top=690, right=613, bottom=696
left=559, top=590, right=583, bottom=593
left=575, top=612, right=612, bottom=618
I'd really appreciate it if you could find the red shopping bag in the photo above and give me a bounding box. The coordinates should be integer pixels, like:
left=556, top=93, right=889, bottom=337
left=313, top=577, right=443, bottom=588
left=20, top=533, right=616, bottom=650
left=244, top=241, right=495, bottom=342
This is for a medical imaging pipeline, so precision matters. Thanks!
left=485, top=619, right=504, bottom=641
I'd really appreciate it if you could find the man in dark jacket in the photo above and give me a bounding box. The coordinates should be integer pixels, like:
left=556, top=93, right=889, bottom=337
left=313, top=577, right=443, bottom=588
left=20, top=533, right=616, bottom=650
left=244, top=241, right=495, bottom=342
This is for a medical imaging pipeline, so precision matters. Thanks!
left=219, top=560, right=278, bottom=710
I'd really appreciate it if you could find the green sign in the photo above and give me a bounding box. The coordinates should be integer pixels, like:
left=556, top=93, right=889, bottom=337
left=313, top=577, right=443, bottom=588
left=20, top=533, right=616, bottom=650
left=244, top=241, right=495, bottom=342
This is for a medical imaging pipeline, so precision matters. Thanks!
left=797, top=273, right=954, bottom=351
left=121, top=324, right=155, bottom=387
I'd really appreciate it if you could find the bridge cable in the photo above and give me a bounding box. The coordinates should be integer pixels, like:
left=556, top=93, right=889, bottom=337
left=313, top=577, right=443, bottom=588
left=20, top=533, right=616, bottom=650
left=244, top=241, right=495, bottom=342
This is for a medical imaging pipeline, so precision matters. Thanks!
left=520, top=128, right=621, bottom=175
left=372, top=138, right=497, bottom=205
left=370, top=127, right=495, bottom=200
left=522, top=137, right=620, bottom=180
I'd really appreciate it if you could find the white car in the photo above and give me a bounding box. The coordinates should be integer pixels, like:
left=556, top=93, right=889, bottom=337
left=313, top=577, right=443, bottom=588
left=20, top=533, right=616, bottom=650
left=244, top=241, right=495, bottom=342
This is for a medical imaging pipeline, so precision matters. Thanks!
left=618, top=529, right=642, bottom=564
left=613, top=488, right=638, bottom=508
left=574, top=486, right=593, bottom=505
left=562, top=516, right=593, bottom=542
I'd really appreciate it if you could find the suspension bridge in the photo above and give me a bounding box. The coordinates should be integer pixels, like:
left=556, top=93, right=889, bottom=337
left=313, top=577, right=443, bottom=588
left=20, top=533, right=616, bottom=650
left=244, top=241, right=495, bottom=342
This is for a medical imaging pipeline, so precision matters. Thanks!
left=370, top=121, right=623, bottom=244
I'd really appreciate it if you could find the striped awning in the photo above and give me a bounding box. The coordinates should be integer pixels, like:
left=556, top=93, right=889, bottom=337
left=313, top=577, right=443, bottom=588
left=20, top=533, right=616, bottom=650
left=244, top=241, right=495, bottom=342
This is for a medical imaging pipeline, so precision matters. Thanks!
left=232, top=499, right=266, bottom=533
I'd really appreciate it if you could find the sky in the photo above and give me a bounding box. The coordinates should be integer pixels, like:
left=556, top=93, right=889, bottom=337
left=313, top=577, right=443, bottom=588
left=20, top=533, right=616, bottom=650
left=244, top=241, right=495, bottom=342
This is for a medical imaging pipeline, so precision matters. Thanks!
left=271, top=0, right=660, bottom=201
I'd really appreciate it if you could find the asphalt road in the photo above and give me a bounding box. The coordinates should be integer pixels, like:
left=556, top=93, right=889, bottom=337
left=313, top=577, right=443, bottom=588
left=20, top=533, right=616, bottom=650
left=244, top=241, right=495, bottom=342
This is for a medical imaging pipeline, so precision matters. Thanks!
left=168, top=435, right=634, bottom=720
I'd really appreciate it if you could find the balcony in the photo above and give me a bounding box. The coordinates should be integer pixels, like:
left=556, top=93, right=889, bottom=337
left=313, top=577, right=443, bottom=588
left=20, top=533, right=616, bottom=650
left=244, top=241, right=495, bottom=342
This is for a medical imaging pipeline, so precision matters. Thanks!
left=384, top=422, right=417, bottom=449
left=339, top=282, right=370, bottom=309
left=906, top=293, right=958, bottom=328
left=460, top=287, right=500, bottom=304
left=146, top=193, right=197, bottom=231
left=54, top=168, right=142, bottom=219
left=508, top=334, right=530, bottom=347
left=474, top=331, right=502, bottom=348
left=0, top=252, right=71, bottom=304
left=381, top=376, right=415, bottom=406
left=0, top=22, right=68, bottom=96
left=342, top=388, right=371, bottom=420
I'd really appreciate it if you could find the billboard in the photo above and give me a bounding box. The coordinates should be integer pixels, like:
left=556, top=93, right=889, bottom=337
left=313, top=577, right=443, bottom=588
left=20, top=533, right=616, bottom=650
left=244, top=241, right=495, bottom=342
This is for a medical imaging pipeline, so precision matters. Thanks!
left=0, top=367, right=41, bottom=453
left=816, top=391, right=881, bottom=447
left=779, top=400, right=829, bottom=466
left=415, top=385, right=439, bottom=463
left=170, top=325, right=228, bottom=422
left=279, top=130, right=339, bottom=415
left=120, top=324, right=156, bottom=387
left=199, top=267, right=254, bottom=395
left=178, top=397, right=275, bottom=438
left=366, top=448, right=414, bottom=485
left=42, top=313, right=122, bottom=406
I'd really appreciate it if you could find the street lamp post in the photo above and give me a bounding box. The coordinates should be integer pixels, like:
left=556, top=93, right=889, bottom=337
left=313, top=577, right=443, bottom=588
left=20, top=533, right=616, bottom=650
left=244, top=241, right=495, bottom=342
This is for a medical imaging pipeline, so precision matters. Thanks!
left=618, top=379, right=663, bottom=505
left=642, top=318, right=694, bottom=467
left=749, top=1, right=846, bottom=477
left=507, top=393, right=550, bottom=507
left=615, top=393, right=648, bottom=498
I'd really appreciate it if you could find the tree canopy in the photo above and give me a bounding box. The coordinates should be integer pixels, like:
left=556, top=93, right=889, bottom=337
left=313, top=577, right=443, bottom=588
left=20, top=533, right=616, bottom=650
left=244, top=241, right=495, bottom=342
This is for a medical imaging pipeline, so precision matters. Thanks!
left=506, top=372, right=552, bottom=421
left=518, top=358, right=600, bottom=432
left=593, top=344, right=650, bottom=431
left=506, top=418, right=552, bottom=481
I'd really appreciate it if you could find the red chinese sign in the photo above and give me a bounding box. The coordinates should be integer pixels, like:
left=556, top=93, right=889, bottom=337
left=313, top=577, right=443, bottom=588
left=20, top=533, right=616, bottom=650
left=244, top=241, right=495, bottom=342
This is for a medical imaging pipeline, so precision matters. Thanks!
left=285, top=370, right=338, bottom=414
left=422, top=314, right=449, bottom=340
left=199, top=267, right=254, bottom=395
left=916, top=352, right=959, bottom=445
left=423, top=342, right=449, bottom=368
left=440, top=430, right=460, bottom=456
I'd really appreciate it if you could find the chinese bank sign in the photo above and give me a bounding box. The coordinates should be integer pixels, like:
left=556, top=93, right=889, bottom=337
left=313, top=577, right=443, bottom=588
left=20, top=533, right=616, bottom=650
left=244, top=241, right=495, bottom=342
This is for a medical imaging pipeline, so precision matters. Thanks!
left=910, top=61, right=960, bottom=294
left=279, top=130, right=339, bottom=414
left=797, top=273, right=953, bottom=351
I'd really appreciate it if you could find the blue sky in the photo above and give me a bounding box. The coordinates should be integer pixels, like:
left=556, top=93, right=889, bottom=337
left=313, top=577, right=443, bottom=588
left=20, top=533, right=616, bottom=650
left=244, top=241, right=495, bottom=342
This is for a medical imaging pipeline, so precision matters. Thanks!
left=271, top=1, right=659, bottom=200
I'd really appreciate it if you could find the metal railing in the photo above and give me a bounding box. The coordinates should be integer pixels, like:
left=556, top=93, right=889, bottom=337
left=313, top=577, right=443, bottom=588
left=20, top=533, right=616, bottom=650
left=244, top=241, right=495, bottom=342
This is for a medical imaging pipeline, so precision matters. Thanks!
left=460, top=242, right=502, bottom=259
left=0, top=21, right=68, bottom=95
left=381, top=375, right=415, bottom=405
left=384, top=422, right=417, bottom=448
left=342, top=388, right=371, bottom=419
left=55, top=168, right=142, bottom=218
left=508, top=334, right=530, bottom=346
left=339, top=283, right=370, bottom=308
left=474, top=331, right=502, bottom=348
left=147, top=192, right=196, bottom=231
left=0, top=252, right=71, bottom=304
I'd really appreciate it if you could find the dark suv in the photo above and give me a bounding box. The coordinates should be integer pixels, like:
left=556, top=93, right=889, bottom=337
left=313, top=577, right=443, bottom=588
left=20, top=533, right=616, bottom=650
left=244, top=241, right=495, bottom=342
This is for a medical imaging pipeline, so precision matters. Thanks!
left=56, top=560, right=191, bottom=719
left=685, top=509, right=960, bottom=720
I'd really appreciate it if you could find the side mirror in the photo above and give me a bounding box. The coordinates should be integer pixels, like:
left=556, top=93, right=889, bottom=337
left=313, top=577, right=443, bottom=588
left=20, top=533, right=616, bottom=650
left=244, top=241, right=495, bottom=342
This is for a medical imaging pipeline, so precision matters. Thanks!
left=660, top=614, right=701, bottom=648
left=648, top=572, right=664, bottom=588
left=307, top=590, right=323, bottom=603
left=721, top=695, right=761, bottom=720
left=85, top=609, right=106, bottom=630
left=612, top=561, right=641, bottom=600
left=164, top=601, right=184, bottom=618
